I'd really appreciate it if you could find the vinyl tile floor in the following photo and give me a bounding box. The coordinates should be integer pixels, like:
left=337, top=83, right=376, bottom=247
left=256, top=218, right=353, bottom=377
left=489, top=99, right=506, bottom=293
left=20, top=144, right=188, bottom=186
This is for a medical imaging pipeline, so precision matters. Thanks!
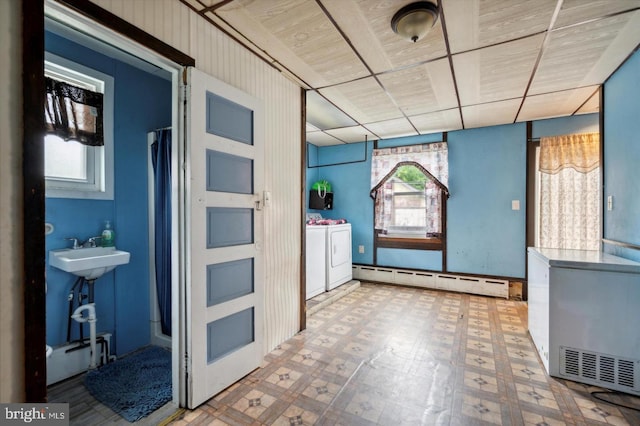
left=171, top=282, right=640, bottom=426
left=47, top=364, right=178, bottom=425
left=48, top=282, right=640, bottom=425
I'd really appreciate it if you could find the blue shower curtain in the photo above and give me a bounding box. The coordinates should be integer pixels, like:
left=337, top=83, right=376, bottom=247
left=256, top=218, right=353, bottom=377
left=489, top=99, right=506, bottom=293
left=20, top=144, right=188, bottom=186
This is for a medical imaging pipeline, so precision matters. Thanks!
left=151, top=129, right=172, bottom=336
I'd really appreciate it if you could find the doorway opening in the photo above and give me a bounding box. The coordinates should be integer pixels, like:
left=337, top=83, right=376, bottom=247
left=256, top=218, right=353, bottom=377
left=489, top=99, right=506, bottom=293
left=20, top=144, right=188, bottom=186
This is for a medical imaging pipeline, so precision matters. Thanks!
left=42, top=0, right=185, bottom=420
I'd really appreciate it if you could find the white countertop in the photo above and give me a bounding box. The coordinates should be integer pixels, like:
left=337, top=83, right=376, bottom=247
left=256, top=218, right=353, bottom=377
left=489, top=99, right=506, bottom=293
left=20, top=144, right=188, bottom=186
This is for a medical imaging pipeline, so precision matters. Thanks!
left=528, top=247, right=640, bottom=274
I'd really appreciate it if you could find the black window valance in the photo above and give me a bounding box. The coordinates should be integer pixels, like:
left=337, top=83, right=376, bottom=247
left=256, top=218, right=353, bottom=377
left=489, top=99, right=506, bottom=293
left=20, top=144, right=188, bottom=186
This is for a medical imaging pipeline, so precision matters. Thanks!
left=44, top=77, right=104, bottom=146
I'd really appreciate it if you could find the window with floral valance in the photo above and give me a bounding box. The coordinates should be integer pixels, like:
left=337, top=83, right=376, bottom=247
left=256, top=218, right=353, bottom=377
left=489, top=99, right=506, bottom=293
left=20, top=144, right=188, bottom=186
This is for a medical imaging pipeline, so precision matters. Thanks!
left=537, top=133, right=600, bottom=250
left=370, top=142, right=449, bottom=250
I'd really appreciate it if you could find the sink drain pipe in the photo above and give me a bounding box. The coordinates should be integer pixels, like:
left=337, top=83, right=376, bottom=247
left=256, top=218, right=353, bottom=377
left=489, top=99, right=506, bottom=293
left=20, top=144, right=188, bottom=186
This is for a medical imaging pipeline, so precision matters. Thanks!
left=71, top=303, right=98, bottom=369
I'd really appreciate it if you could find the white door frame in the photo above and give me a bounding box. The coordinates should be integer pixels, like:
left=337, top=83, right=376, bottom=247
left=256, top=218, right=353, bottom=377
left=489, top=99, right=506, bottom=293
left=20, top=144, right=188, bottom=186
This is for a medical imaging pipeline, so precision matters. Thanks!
left=44, top=0, right=187, bottom=406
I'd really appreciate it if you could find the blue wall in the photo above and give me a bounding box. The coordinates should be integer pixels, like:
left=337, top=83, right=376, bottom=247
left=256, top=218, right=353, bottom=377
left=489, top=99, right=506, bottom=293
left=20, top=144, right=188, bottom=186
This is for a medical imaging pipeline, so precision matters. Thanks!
left=307, top=114, right=599, bottom=278
left=603, top=49, right=640, bottom=262
left=447, top=124, right=526, bottom=277
left=45, top=32, right=172, bottom=355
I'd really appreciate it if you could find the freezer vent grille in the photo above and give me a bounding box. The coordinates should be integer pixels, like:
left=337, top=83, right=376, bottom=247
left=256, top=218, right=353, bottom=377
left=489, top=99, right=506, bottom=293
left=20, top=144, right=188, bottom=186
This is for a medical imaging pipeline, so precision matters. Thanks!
left=560, top=346, right=639, bottom=395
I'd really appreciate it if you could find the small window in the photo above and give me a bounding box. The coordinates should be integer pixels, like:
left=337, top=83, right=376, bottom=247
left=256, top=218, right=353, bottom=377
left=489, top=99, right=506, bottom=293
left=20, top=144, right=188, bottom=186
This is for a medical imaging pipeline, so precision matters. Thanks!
left=387, top=165, right=428, bottom=237
left=44, top=52, right=114, bottom=200
left=372, top=162, right=448, bottom=251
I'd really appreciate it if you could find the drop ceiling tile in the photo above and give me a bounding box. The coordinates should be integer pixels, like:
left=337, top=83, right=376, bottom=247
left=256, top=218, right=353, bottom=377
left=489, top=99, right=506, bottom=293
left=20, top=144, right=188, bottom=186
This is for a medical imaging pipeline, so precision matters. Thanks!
left=306, top=91, right=357, bottom=130
left=518, top=86, right=600, bottom=121
left=443, top=0, right=555, bottom=53
left=454, top=34, right=545, bottom=106
left=183, top=0, right=207, bottom=9
left=364, top=118, right=418, bottom=139
left=306, top=131, right=344, bottom=146
left=554, top=0, right=640, bottom=29
left=378, top=58, right=458, bottom=116
left=576, top=89, right=600, bottom=115
left=530, top=11, right=640, bottom=95
left=306, top=122, right=320, bottom=132
left=216, top=0, right=370, bottom=86
left=324, top=126, right=377, bottom=143
left=461, top=99, right=522, bottom=129
left=319, top=77, right=404, bottom=123
left=321, top=0, right=448, bottom=73
left=409, top=109, right=463, bottom=134
left=191, top=0, right=640, bottom=137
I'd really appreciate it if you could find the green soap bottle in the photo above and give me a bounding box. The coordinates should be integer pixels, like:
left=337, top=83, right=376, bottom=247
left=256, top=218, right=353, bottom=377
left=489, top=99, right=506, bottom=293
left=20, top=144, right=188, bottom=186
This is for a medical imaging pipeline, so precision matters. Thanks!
left=101, top=220, right=115, bottom=247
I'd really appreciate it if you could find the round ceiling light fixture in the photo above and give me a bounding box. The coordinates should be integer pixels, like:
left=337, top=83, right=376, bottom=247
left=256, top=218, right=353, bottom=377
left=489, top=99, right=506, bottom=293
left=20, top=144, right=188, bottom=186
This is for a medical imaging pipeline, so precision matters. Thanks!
left=390, top=1, right=439, bottom=43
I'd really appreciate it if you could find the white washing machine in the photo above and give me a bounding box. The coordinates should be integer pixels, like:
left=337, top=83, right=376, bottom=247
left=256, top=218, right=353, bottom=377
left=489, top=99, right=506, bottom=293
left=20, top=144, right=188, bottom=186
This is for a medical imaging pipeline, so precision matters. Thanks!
left=305, top=225, right=327, bottom=300
left=325, top=223, right=352, bottom=290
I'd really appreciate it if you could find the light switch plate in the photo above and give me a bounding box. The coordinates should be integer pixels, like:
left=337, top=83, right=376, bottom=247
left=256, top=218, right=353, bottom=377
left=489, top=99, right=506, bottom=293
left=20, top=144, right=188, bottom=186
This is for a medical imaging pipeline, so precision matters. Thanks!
left=512, top=200, right=520, bottom=210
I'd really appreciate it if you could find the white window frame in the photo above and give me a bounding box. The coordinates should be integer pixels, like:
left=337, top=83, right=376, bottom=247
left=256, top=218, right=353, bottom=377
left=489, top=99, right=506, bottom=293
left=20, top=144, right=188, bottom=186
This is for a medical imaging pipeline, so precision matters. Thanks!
left=389, top=176, right=428, bottom=237
left=44, top=52, right=114, bottom=200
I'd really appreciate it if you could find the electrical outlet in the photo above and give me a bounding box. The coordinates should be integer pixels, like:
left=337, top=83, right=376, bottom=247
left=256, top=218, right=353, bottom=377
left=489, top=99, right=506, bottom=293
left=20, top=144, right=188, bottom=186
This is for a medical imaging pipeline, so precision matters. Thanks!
left=358, top=245, right=365, bottom=254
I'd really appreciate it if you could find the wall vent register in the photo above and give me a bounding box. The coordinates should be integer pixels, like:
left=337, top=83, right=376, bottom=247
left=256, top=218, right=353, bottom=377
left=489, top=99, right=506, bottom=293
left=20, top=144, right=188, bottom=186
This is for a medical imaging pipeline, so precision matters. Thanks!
left=560, top=346, right=638, bottom=395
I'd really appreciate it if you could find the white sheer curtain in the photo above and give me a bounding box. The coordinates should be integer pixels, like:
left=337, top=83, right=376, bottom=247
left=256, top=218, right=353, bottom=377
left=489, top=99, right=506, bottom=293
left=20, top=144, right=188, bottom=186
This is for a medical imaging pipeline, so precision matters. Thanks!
left=538, top=133, right=600, bottom=250
left=371, top=142, right=448, bottom=234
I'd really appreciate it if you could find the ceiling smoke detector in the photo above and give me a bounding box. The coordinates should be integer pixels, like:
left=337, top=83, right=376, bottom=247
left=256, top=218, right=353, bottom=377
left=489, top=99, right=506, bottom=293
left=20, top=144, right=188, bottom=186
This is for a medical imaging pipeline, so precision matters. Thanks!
left=391, top=1, right=439, bottom=43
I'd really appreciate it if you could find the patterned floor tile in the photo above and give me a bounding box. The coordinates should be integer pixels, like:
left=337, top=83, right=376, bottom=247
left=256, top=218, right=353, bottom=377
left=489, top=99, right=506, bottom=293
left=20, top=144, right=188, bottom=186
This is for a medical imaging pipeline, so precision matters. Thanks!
left=574, top=395, right=632, bottom=425
left=510, top=362, right=548, bottom=384
left=468, top=318, right=491, bottom=329
left=522, top=410, right=568, bottom=426
left=310, top=334, right=338, bottom=348
left=323, top=358, right=359, bottom=378
left=265, top=367, right=304, bottom=389
left=271, top=404, right=319, bottom=426
left=466, top=338, right=494, bottom=354
left=53, top=282, right=640, bottom=426
left=467, top=326, right=492, bottom=340
left=516, top=383, right=560, bottom=411
left=301, top=378, right=343, bottom=405
left=230, top=389, right=277, bottom=419
left=463, top=371, right=499, bottom=394
left=465, top=353, right=497, bottom=372
left=460, top=394, right=503, bottom=425
left=506, top=346, right=539, bottom=363
left=469, top=301, right=489, bottom=310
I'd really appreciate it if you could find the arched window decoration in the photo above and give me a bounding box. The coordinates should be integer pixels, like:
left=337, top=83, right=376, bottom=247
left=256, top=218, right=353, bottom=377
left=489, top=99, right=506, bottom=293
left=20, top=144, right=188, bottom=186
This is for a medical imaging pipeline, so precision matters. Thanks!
left=370, top=142, right=449, bottom=251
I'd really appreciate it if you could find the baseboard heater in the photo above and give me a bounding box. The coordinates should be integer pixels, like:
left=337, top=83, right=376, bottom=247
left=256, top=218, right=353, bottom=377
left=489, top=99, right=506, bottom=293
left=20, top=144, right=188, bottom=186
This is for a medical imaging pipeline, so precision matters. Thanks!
left=47, top=333, right=113, bottom=386
left=352, top=265, right=509, bottom=299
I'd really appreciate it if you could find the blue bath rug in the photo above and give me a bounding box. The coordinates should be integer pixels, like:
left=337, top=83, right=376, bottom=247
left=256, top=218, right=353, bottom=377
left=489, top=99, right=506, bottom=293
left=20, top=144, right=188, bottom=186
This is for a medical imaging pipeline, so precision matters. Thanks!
left=84, top=345, right=171, bottom=422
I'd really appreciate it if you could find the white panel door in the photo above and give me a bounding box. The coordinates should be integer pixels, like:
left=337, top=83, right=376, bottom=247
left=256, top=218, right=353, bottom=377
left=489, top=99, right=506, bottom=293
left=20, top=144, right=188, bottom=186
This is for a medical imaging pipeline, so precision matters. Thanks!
left=185, top=67, right=264, bottom=408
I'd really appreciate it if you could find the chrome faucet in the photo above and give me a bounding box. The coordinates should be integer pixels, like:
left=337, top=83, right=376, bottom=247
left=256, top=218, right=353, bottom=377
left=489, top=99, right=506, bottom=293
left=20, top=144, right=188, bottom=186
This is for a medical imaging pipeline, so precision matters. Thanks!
left=83, top=236, right=103, bottom=248
left=65, top=236, right=102, bottom=249
left=65, top=237, right=81, bottom=249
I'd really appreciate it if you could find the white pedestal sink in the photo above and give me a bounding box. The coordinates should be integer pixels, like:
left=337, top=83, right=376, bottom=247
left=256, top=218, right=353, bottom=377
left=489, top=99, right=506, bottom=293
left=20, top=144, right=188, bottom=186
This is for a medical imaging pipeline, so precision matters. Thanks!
left=49, top=246, right=130, bottom=280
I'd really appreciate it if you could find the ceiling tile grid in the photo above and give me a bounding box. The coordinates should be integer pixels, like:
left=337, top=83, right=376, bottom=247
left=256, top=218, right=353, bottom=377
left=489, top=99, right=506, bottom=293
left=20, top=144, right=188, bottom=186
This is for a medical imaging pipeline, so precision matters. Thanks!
left=461, top=98, right=523, bottom=129
left=442, top=0, right=556, bottom=53
left=530, top=11, right=640, bottom=95
left=517, top=86, right=600, bottom=122
left=181, top=0, right=640, bottom=145
left=453, top=34, right=545, bottom=106
left=318, top=77, right=404, bottom=123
